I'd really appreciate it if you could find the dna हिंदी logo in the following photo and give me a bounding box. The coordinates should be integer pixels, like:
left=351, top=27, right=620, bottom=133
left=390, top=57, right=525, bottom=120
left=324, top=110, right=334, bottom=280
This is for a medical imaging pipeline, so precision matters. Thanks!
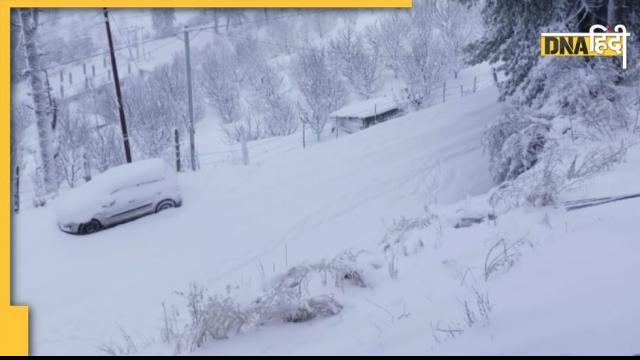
left=541, top=24, right=630, bottom=69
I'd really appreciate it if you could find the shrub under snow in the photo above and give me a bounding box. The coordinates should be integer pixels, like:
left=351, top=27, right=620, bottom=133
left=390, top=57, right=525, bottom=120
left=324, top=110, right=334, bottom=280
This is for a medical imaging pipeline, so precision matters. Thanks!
left=159, top=252, right=367, bottom=354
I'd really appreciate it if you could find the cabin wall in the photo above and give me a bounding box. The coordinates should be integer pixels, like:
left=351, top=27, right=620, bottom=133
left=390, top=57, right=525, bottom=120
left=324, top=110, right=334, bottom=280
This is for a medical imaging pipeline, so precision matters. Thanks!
left=334, top=108, right=403, bottom=135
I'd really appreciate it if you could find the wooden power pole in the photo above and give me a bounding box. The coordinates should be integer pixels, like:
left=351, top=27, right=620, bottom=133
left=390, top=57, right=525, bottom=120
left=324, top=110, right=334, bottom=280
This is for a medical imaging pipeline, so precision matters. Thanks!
left=184, top=28, right=197, bottom=171
left=104, top=8, right=132, bottom=163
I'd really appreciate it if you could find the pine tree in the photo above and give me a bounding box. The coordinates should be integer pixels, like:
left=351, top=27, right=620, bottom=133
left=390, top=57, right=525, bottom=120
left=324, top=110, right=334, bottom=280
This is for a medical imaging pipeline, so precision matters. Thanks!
left=468, top=0, right=640, bottom=186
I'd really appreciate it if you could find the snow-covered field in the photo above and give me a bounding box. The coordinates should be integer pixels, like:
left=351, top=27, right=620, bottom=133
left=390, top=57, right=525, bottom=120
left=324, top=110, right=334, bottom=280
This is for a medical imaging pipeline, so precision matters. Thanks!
left=14, top=78, right=640, bottom=355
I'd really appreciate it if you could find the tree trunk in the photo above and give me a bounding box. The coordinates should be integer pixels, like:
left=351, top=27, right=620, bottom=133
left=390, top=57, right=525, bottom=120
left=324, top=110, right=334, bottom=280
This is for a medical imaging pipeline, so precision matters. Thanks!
left=13, top=165, right=20, bottom=213
left=607, top=0, right=615, bottom=26
left=302, top=123, right=306, bottom=149
left=20, top=9, right=58, bottom=194
left=240, top=129, right=249, bottom=166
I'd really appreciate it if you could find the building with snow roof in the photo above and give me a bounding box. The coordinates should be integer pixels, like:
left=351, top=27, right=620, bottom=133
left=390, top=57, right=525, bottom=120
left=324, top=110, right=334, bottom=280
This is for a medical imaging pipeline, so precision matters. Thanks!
left=330, top=96, right=403, bottom=135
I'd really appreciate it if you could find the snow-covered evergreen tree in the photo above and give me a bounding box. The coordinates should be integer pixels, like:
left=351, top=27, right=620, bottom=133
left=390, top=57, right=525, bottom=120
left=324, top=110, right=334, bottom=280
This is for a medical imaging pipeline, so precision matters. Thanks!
left=469, top=0, right=640, bottom=199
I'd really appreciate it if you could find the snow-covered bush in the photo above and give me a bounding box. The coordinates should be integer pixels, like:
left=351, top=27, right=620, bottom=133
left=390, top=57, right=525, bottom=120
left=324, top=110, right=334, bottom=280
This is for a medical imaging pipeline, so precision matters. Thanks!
left=254, top=253, right=365, bottom=325
left=489, top=139, right=630, bottom=210
left=482, top=107, right=550, bottom=184
left=160, top=252, right=366, bottom=354
left=98, top=326, right=143, bottom=356
left=483, top=237, right=527, bottom=281
left=183, top=284, right=257, bottom=350
left=483, top=56, right=637, bottom=203
left=380, top=214, right=435, bottom=256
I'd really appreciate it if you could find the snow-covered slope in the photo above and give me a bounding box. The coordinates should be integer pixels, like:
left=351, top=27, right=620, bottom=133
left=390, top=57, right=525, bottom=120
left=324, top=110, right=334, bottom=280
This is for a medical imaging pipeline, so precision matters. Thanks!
left=14, top=81, right=499, bottom=354
left=14, top=77, right=640, bottom=355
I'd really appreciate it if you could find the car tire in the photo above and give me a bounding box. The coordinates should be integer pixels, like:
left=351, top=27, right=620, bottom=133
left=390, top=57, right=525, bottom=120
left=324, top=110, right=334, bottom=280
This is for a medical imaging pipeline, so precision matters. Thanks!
left=80, top=219, right=102, bottom=234
left=156, top=199, right=176, bottom=213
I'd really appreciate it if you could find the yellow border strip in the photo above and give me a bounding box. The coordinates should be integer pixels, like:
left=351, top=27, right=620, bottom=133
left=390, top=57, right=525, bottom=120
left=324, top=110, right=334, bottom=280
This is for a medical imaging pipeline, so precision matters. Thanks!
left=2, top=4, right=29, bottom=357
left=6, top=0, right=412, bottom=8
left=1, top=0, right=411, bottom=356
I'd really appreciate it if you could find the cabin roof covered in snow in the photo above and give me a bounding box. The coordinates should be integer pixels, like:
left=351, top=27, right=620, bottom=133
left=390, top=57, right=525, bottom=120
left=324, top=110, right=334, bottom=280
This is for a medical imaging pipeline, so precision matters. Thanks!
left=330, top=96, right=400, bottom=119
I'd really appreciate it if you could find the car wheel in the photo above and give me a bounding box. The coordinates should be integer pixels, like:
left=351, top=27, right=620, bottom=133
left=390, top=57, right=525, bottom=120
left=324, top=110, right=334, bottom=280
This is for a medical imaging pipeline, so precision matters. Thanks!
left=156, top=199, right=176, bottom=213
left=80, top=219, right=102, bottom=234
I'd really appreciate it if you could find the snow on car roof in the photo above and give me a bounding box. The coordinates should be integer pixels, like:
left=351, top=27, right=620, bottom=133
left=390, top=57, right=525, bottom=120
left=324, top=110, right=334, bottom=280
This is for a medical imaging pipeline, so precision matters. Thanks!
left=94, top=158, right=169, bottom=193
left=330, top=96, right=400, bottom=119
left=54, top=159, right=171, bottom=224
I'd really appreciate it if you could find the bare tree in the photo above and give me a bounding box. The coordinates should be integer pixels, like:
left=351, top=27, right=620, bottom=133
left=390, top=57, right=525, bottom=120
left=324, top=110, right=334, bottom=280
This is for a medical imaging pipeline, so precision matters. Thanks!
left=309, top=10, right=338, bottom=39
left=11, top=102, right=32, bottom=212
left=331, top=26, right=382, bottom=99
left=369, top=13, right=411, bottom=79
left=19, top=8, right=58, bottom=194
left=295, top=46, right=346, bottom=141
left=399, top=3, right=447, bottom=109
left=151, top=8, right=176, bottom=37
left=433, top=0, right=478, bottom=79
left=248, top=63, right=297, bottom=137
left=87, top=124, right=126, bottom=173
left=222, top=9, right=248, bottom=33
left=232, top=35, right=264, bottom=86
left=55, top=109, right=91, bottom=188
left=199, top=43, right=241, bottom=125
left=266, top=15, right=303, bottom=55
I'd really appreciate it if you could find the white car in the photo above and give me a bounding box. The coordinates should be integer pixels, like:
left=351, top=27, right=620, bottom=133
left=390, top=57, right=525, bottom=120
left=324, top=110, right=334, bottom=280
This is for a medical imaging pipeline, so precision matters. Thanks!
left=54, top=158, right=182, bottom=234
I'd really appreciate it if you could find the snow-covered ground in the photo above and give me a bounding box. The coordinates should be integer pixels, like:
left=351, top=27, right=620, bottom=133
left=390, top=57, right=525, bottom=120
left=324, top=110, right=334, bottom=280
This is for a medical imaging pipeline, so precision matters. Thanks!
left=14, top=73, right=640, bottom=355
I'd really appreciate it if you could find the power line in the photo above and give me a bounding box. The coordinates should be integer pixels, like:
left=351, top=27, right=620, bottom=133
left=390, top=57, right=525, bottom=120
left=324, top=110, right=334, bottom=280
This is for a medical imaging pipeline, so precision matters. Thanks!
left=38, top=11, right=311, bottom=72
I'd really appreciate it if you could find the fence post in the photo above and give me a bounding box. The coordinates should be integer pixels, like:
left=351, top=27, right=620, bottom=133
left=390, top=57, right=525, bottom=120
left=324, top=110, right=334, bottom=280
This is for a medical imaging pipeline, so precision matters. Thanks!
left=13, top=165, right=19, bottom=213
left=302, top=123, right=306, bottom=149
left=83, top=152, right=92, bottom=182
left=241, top=129, right=250, bottom=166
left=442, top=82, right=447, bottom=103
left=174, top=129, right=181, bottom=172
left=473, top=76, right=477, bottom=93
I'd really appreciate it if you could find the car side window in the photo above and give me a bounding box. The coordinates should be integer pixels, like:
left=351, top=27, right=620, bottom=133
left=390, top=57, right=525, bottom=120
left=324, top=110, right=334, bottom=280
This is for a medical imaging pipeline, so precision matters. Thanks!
left=110, top=184, right=135, bottom=196
left=135, top=178, right=163, bottom=188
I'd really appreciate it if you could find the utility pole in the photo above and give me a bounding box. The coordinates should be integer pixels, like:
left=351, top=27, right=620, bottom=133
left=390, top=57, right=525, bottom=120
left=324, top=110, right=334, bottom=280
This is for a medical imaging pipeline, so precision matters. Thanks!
left=104, top=8, right=132, bottom=163
left=184, top=27, right=197, bottom=171
left=174, top=129, right=181, bottom=172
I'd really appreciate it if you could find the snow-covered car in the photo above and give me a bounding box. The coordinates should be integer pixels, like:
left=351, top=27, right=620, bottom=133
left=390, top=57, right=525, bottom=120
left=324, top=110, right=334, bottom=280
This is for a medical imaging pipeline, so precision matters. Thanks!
left=54, top=159, right=182, bottom=234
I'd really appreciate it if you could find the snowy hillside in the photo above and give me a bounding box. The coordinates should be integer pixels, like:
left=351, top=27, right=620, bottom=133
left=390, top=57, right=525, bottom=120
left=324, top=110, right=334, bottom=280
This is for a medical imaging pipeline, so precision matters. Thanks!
left=15, top=73, right=640, bottom=354
left=14, top=80, right=501, bottom=354
left=11, top=3, right=640, bottom=356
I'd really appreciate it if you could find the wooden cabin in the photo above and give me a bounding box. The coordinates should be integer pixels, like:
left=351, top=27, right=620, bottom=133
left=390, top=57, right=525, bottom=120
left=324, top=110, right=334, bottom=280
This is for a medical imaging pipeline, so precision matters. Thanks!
left=330, top=96, right=402, bottom=135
